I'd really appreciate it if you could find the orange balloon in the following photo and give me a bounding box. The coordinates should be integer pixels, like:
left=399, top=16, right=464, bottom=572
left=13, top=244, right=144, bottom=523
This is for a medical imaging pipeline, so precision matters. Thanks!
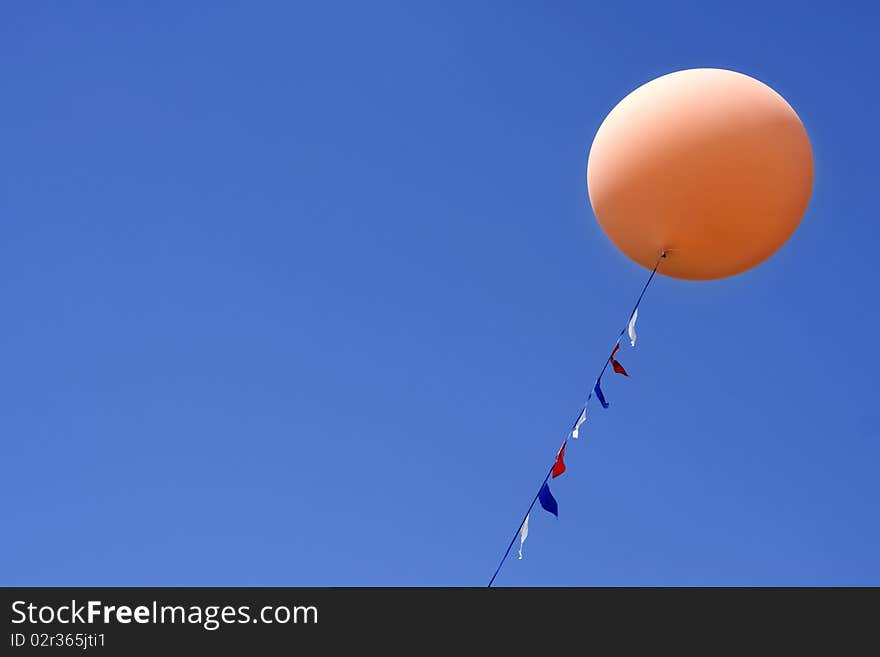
left=587, top=68, right=813, bottom=280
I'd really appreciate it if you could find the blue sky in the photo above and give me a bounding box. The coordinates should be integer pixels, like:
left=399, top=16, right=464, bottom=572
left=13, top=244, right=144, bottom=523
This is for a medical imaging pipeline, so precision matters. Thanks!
left=2, top=2, right=878, bottom=586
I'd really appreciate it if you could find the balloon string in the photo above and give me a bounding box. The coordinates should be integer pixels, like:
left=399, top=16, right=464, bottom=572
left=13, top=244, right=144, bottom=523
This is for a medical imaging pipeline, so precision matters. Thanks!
left=596, top=250, right=666, bottom=383
left=486, top=251, right=666, bottom=587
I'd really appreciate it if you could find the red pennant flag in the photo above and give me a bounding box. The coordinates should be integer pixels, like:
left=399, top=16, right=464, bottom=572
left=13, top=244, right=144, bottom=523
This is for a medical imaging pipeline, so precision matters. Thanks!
left=551, top=444, right=566, bottom=478
left=610, top=343, right=629, bottom=377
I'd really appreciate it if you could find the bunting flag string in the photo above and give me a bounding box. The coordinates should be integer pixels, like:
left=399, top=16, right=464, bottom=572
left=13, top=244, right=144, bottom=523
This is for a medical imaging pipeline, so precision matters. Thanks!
left=487, top=251, right=666, bottom=587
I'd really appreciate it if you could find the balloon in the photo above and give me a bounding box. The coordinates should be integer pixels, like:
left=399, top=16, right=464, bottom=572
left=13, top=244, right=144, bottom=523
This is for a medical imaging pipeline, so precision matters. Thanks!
left=587, top=68, right=813, bottom=280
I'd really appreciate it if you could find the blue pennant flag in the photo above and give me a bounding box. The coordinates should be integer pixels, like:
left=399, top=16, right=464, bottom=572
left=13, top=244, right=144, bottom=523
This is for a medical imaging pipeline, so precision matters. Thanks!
left=538, top=482, right=558, bottom=517
left=594, top=380, right=609, bottom=409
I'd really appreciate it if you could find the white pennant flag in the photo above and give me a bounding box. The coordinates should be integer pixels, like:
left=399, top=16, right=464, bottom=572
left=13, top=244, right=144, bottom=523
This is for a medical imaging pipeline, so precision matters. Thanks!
left=628, top=308, right=639, bottom=347
left=571, top=408, right=587, bottom=439
left=518, top=514, right=529, bottom=559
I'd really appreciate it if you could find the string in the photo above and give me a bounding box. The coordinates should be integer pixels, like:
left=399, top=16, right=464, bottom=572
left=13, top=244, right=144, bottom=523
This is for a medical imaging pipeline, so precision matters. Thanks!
left=487, top=251, right=667, bottom=587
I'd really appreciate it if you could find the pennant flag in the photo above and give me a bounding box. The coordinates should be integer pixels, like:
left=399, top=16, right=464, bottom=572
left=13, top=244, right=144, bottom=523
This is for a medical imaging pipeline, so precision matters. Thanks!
left=610, top=343, right=629, bottom=377
left=552, top=443, right=566, bottom=478
left=628, top=308, right=638, bottom=347
left=538, top=482, right=558, bottom=517
left=571, top=407, right=586, bottom=439
left=594, top=380, right=609, bottom=409
left=518, top=514, right=529, bottom=559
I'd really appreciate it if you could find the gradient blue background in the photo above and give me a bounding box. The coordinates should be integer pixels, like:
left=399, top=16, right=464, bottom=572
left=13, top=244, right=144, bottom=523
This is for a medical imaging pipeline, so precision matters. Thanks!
left=2, top=2, right=878, bottom=586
